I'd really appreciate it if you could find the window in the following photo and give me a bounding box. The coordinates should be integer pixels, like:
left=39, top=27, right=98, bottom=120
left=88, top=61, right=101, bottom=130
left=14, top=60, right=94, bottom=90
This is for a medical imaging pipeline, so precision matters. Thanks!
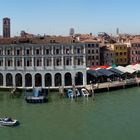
left=96, top=44, right=99, bottom=47
left=0, top=49, right=3, bottom=55
left=46, top=59, right=50, bottom=66
left=46, top=49, right=49, bottom=55
left=7, top=50, right=11, bottom=55
left=66, top=58, right=70, bottom=65
left=96, top=49, right=98, bottom=53
left=124, top=52, right=127, bottom=55
left=8, top=60, right=11, bottom=66
left=77, top=58, right=81, bottom=65
left=88, top=50, right=90, bottom=54
left=56, top=58, right=60, bottom=66
left=92, top=44, right=94, bottom=47
left=37, top=59, right=40, bottom=66
left=92, top=50, right=94, bottom=54
left=26, top=49, right=30, bottom=55
left=16, top=50, right=20, bottom=55
left=66, top=49, right=70, bottom=54
left=17, top=60, right=21, bottom=67
left=88, top=44, right=91, bottom=47
left=36, top=49, right=40, bottom=55
left=27, top=60, right=30, bottom=67
left=56, top=49, right=60, bottom=55
left=0, top=60, right=3, bottom=66
left=116, top=52, right=118, bottom=56
left=77, top=48, right=80, bottom=54
left=120, top=52, right=122, bottom=56
left=92, top=56, right=94, bottom=59
left=96, top=56, right=99, bottom=60
left=88, top=56, right=91, bottom=59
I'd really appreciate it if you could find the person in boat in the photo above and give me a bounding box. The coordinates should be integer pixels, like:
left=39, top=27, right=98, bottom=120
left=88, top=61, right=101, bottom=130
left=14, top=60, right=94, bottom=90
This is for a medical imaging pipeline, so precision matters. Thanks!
left=4, top=117, right=13, bottom=122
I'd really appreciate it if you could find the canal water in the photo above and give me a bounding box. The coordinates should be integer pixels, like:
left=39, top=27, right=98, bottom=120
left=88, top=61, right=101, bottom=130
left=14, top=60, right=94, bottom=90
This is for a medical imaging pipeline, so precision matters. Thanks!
left=0, top=87, right=140, bottom=140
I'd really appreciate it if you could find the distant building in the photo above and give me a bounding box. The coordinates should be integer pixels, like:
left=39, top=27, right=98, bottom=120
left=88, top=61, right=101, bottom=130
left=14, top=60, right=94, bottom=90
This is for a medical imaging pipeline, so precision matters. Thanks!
left=3, top=17, right=10, bottom=38
left=69, top=28, right=75, bottom=36
left=116, top=28, right=119, bottom=36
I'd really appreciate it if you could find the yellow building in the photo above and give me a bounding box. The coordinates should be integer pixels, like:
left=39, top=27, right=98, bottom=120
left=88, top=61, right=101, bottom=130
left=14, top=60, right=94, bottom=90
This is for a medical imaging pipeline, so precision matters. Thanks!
left=111, top=43, right=128, bottom=66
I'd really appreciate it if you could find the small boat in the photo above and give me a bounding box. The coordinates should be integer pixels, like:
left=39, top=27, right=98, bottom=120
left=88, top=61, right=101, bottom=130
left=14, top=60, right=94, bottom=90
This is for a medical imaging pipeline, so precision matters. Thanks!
left=81, top=88, right=91, bottom=97
left=0, top=117, right=19, bottom=126
left=25, top=88, right=48, bottom=103
left=67, top=89, right=81, bottom=98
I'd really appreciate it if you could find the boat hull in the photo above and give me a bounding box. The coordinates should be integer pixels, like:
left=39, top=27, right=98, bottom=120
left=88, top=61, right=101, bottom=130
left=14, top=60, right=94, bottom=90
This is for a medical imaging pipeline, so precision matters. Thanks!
left=0, top=120, right=19, bottom=126
left=25, top=96, right=48, bottom=104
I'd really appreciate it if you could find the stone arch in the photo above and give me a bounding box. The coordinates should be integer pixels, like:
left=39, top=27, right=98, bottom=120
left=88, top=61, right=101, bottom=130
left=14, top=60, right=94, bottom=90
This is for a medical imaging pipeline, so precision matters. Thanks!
left=0, top=73, right=3, bottom=86
left=75, top=72, right=83, bottom=85
left=65, top=73, right=72, bottom=86
left=35, top=73, right=42, bottom=87
left=55, top=73, right=62, bottom=87
left=45, top=73, right=52, bottom=87
left=6, top=73, right=13, bottom=86
left=25, top=73, right=32, bottom=87
left=15, top=73, right=22, bottom=87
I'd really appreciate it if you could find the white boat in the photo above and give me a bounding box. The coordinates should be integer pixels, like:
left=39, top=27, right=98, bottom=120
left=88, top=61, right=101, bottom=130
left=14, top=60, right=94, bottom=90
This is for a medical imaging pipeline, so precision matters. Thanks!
left=81, top=88, right=90, bottom=97
left=0, top=117, right=19, bottom=126
left=67, top=89, right=81, bottom=98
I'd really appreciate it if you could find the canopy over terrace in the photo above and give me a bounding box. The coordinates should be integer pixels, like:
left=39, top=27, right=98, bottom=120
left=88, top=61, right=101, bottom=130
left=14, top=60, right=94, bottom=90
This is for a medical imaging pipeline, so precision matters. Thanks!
left=126, top=64, right=140, bottom=71
left=108, top=68, right=125, bottom=76
left=87, top=69, right=105, bottom=84
left=87, top=70, right=104, bottom=77
left=97, top=69, right=114, bottom=77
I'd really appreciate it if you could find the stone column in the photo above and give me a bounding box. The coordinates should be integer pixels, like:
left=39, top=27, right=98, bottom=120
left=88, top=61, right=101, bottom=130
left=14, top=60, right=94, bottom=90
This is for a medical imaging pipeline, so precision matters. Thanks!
left=51, top=73, right=55, bottom=87
left=83, top=70, right=87, bottom=86
left=71, top=45, right=74, bottom=68
left=3, top=73, right=6, bottom=87
left=42, top=73, right=45, bottom=88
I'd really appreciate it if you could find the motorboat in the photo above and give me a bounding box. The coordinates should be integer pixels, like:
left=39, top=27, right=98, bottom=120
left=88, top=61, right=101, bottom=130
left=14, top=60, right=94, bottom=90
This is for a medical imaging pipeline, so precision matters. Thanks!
left=0, top=117, right=19, bottom=126
left=25, top=88, right=48, bottom=103
left=67, top=89, right=73, bottom=98
left=81, top=88, right=91, bottom=97
left=67, top=89, right=81, bottom=98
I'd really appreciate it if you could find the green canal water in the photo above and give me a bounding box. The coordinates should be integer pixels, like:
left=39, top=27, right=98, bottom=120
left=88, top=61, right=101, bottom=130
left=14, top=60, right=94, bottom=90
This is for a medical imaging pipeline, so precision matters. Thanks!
left=0, top=87, right=140, bottom=140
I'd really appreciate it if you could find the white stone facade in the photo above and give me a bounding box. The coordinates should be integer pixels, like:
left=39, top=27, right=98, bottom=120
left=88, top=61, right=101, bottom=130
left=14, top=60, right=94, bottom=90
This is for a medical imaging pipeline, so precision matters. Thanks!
left=0, top=43, right=87, bottom=89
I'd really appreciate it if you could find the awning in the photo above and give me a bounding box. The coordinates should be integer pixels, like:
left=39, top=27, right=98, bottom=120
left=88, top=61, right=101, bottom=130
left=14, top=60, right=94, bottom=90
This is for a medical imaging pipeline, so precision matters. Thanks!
left=116, top=66, right=127, bottom=73
left=97, top=69, right=114, bottom=77
left=116, top=66, right=136, bottom=74
left=87, top=70, right=104, bottom=77
left=109, top=68, right=125, bottom=76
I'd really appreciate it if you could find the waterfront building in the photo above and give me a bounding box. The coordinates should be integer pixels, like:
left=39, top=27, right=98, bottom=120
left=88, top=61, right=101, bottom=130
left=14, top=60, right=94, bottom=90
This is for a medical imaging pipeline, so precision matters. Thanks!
left=111, top=43, right=128, bottom=66
left=100, top=45, right=115, bottom=65
left=84, top=39, right=100, bottom=67
left=0, top=37, right=87, bottom=89
left=125, top=39, right=140, bottom=64
left=3, top=17, right=11, bottom=38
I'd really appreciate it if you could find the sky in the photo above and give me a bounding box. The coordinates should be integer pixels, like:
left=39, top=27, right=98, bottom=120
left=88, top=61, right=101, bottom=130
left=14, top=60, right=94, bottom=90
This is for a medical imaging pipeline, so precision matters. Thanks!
left=0, top=0, right=140, bottom=36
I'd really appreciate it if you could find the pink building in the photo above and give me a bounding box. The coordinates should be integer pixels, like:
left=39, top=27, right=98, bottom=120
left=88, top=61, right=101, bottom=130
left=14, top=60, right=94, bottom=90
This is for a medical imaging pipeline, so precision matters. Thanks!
left=125, top=39, right=140, bottom=64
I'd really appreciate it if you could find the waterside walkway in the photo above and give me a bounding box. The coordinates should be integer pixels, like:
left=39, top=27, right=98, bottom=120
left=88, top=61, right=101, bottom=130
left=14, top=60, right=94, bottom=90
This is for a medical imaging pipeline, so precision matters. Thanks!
left=86, top=78, right=140, bottom=93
